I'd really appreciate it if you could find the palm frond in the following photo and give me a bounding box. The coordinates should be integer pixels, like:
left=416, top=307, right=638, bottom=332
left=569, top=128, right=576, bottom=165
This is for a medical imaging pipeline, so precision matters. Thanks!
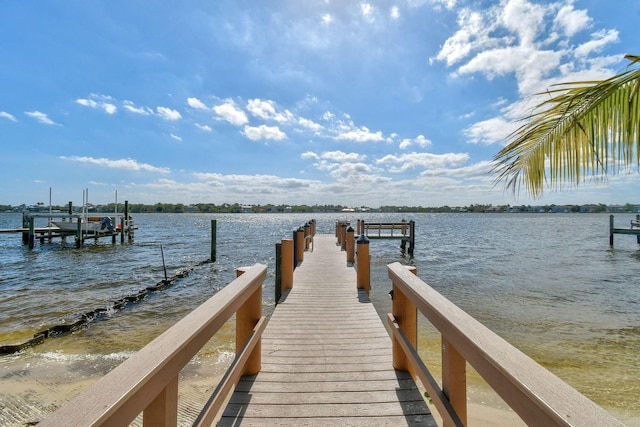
left=493, top=54, right=640, bottom=198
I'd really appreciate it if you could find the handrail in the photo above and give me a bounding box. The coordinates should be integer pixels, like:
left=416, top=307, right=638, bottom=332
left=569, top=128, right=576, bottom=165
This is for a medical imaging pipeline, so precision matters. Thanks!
left=387, top=262, right=624, bottom=427
left=40, top=263, right=267, bottom=427
left=363, top=221, right=408, bottom=237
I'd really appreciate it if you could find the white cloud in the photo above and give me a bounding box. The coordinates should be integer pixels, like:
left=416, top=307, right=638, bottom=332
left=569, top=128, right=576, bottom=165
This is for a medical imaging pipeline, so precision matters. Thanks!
left=399, top=135, right=432, bottom=149
left=435, top=0, right=623, bottom=148
left=123, top=101, right=152, bottom=115
left=76, top=94, right=117, bottom=114
left=464, top=117, right=518, bottom=146
left=247, top=98, right=294, bottom=123
left=214, top=100, right=249, bottom=126
left=574, top=29, right=619, bottom=58
left=193, top=172, right=318, bottom=190
left=242, top=124, right=287, bottom=141
left=0, top=111, right=17, bottom=122
left=376, top=152, right=469, bottom=173
left=320, top=151, right=367, bottom=162
left=361, top=3, right=372, bottom=17
left=195, top=123, right=212, bottom=132
left=436, top=9, right=495, bottom=67
left=187, top=97, right=208, bottom=110
left=59, top=156, right=170, bottom=173
left=170, top=133, right=183, bottom=142
left=554, top=4, right=591, bottom=37
left=25, top=111, right=58, bottom=125
left=156, top=106, right=182, bottom=121
left=390, top=6, right=400, bottom=19
left=501, top=0, right=545, bottom=46
left=336, top=126, right=384, bottom=142
left=298, top=117, right=323, bottom=132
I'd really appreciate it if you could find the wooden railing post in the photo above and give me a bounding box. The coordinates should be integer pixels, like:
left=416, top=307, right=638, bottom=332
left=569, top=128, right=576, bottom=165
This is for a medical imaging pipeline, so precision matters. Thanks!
left=340, top=222, right=347, bottom=251
left=304, top=222, right=311, bottom=250
left=143, top=376, right=178, bottom=427
left=295, top=227, right=305, bottom=265
left=346, top=226, right=355, bottom=265
left=236, top=267, right=262, bottom=375
left=391, top=266, right=417, bottom=377
left=442, top=339, right=467, bottom=427
left=281, top=238, right=293, bottom=292
left=356, top=234, right=370, bottom=295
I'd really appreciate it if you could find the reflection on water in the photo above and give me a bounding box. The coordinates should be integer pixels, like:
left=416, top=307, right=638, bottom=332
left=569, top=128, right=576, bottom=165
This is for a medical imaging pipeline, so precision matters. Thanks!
left=0, top=212, right=639, bottom=424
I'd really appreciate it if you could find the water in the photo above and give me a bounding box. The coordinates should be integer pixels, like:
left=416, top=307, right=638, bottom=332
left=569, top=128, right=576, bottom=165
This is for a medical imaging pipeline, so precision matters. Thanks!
left=0, top=212, right=638, bottom=425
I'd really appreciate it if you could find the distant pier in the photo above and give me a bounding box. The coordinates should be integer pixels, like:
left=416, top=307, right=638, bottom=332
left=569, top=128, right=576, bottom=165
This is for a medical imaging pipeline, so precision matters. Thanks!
left=0, top=201, right=135, bottom=249
left=609, top=214, right=640, bottom=246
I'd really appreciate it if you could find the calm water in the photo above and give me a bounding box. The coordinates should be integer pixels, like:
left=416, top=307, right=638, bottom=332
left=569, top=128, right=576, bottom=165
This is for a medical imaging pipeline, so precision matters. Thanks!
left=0, top=212, right=638, bottom=424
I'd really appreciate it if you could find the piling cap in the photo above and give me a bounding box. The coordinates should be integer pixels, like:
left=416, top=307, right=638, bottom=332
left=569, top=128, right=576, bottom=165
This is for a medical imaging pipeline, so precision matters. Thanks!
left=357, top=233, right=369, bottom=244
left=347, top=226, right=354, bottom=232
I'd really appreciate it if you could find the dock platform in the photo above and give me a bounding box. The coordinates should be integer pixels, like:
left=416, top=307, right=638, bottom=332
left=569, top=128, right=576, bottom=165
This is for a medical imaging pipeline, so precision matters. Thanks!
left=219, top=234, right=434, bottom=426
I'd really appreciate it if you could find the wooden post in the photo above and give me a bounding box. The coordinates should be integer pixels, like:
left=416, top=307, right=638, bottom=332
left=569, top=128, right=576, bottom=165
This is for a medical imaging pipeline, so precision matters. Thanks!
left=211, top=219, right=217, bottom=262
left=275, top=243, right=282, bottom=304
left=346, top=226, right=355, bottom=265
left=637, top=215, right=640, bottom=244
left=120, top=216, right=125, bottom=243
left=281, top=239, right=293, bottom=292
left=28, top=217, right=35, bottom=250
left=235, top=267, right=262, bottom=376
left=391, top=266, right=417, bottom=378
left=340, top=222, right=347, bottom=251
left=295, top=227, right=304, bottom=266
left=304, top=222, right=311, bottom=250
left=125, top=201, right=132, bottom=242
left=408, top=220, right=415, bottom=256
left=609, top=215, right=614, bottom=246
left=143, top=375, right=178, bottom=427
left=442, top=338, right=467, bottom=426
left=356, top=234, right=370, bottom=294
left=76, top=217, right=82, bottom=248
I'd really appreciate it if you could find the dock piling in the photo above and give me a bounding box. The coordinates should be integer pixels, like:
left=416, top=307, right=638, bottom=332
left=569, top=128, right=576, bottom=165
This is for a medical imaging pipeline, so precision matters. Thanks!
left=346, top=226, right=355, bottom=265
left=211, top=220, right=217, bottom=262
left=356, top=233, right=370, bottom=295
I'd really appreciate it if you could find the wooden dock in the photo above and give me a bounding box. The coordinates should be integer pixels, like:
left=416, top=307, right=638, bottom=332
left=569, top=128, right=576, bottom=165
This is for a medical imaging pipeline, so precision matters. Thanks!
left=39, top=222, right=625, bottom=426
left=609, top=214, right=640, bottom=245
left=218, top=234, right=434, bottom=426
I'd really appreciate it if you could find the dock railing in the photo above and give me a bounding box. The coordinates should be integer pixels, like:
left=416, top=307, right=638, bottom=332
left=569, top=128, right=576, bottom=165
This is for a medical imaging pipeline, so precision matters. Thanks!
left=359, top=219, right=415, bottom=255
left=40, top=263, right=267, bottom=427
left=387, top=262, right=624, bottom=427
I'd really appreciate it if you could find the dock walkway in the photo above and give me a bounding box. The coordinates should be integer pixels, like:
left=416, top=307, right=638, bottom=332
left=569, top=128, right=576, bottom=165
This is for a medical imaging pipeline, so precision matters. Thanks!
left=219, top=234, right=434, bottom=426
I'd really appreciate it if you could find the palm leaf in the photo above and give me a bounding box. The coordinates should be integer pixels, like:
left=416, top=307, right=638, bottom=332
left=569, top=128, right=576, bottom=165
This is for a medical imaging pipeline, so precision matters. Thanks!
left=493, top=54, right=640, bottom=198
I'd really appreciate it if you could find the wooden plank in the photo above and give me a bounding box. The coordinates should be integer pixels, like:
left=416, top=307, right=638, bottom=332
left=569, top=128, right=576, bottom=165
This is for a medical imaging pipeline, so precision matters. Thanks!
left=222, top=401, right=429, bottom=418
left=228, top=389, right=425, bottom=405
left=219, top=415, right=437, bottom=427
left=218, top=234, right=433, bottom=426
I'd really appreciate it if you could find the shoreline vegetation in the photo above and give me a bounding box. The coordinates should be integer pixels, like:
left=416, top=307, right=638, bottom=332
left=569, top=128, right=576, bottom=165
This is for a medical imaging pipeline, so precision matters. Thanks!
left=3, top=201, right=640, bottom=214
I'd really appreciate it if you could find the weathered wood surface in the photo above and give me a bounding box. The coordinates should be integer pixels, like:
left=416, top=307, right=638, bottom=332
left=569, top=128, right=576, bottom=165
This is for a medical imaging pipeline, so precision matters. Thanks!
left=218, top=234, right=434, bottom=426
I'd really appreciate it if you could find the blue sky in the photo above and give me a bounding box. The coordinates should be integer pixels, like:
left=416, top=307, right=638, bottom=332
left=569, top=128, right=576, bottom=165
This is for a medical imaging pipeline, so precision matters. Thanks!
left=1, top=0, right=638, bottom=208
